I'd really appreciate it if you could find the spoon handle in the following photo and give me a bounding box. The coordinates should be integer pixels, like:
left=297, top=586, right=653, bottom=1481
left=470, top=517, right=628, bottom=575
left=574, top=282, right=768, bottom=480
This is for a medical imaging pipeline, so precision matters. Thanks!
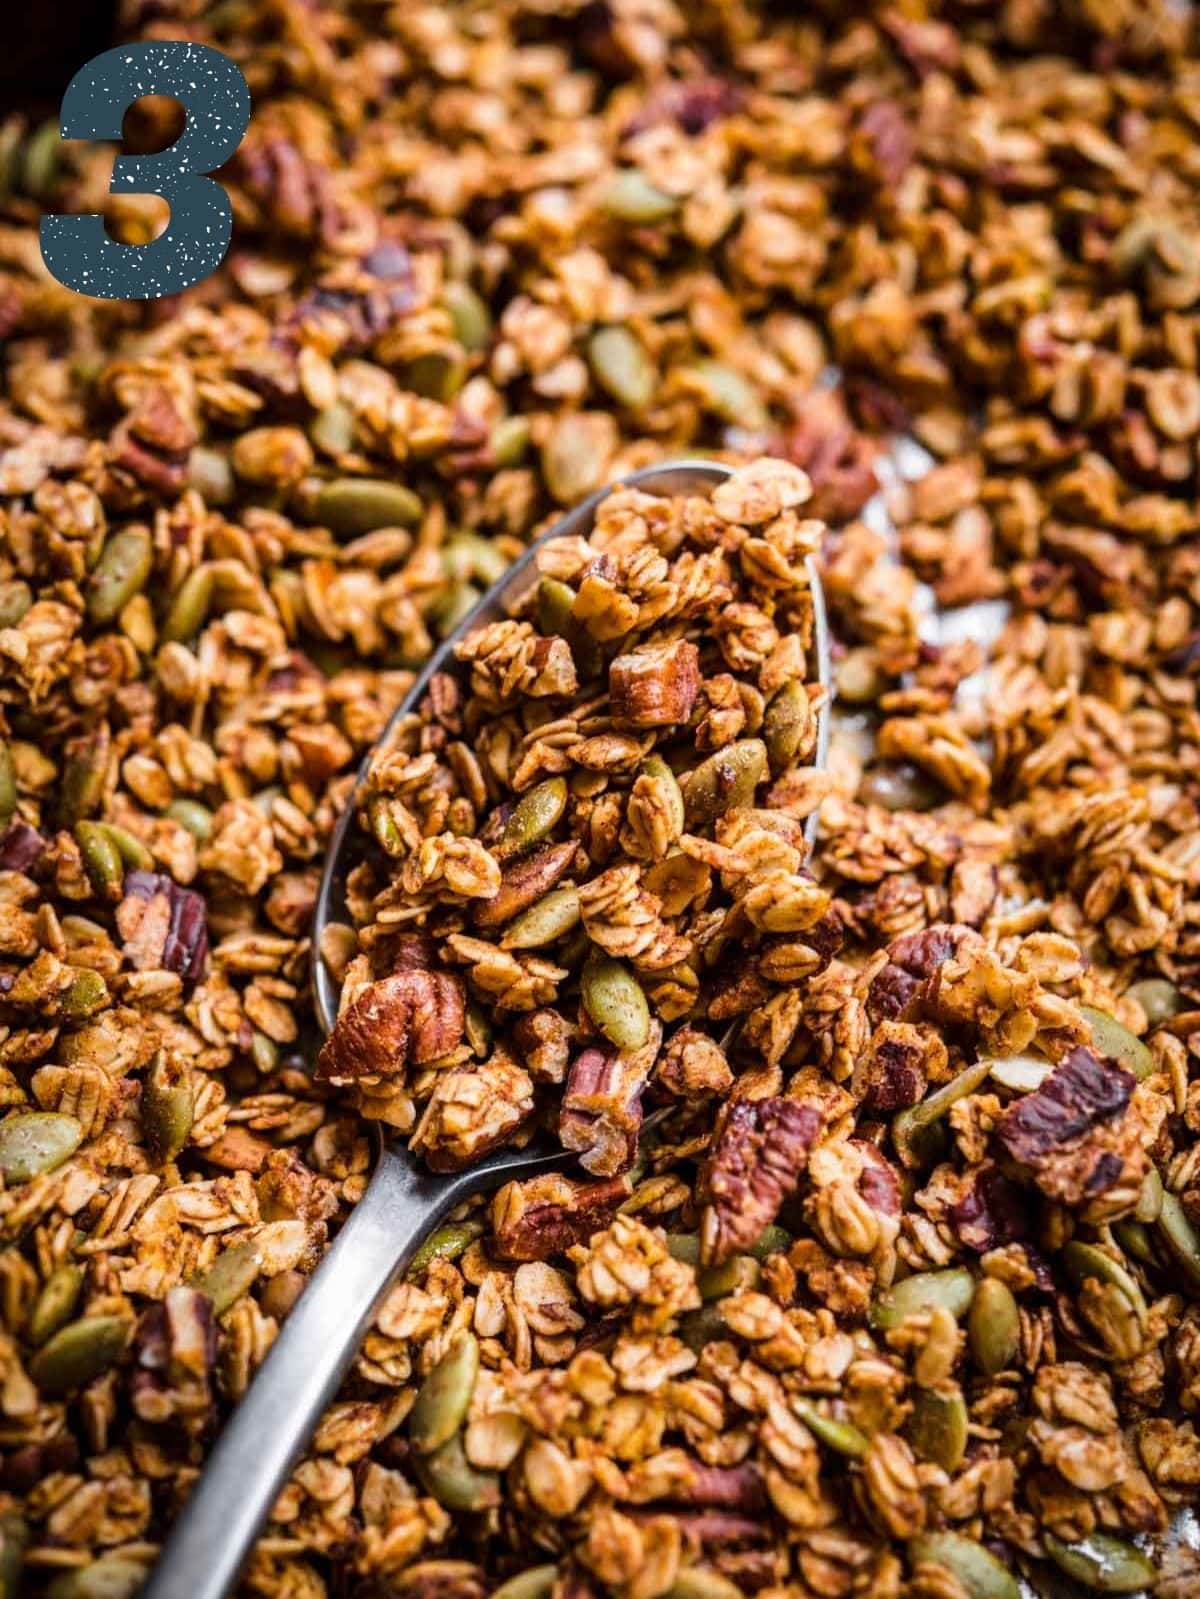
left=142, top=1148, right=467, bottom=1599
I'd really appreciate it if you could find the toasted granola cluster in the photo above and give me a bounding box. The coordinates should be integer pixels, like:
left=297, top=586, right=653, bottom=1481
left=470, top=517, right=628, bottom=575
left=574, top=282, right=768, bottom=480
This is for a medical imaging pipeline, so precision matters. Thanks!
left=0, top=0, right=1197, bottom=1596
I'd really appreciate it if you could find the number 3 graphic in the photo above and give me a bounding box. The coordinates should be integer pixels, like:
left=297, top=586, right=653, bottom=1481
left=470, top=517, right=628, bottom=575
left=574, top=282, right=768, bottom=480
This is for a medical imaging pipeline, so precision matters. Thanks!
left=40, top=42, right=250, bottom=301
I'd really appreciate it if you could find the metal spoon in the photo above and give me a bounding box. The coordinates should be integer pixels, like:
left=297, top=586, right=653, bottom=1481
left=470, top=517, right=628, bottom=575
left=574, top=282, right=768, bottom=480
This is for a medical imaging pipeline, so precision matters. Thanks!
left=142, top=458, right=831, bottom=1599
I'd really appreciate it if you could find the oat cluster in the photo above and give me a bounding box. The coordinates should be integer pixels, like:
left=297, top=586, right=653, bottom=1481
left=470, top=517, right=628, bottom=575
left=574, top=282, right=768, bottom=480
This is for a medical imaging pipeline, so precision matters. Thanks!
left=0, top=1, right=1198, bottom=1597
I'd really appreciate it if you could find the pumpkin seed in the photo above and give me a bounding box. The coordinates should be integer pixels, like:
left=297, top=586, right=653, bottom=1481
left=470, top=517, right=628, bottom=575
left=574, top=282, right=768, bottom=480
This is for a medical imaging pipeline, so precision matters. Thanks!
left=1063, top=1240, right=1147, bottom=1323
left=22, top=119, right=63, bottom=199
left=61, top=968, right=109, bottom=1019
left=251, top=1030, right=279, bottom=1073
left=1113, top=1218, right=1157, bottom=1267
left=187, top=445, right=235, bottom=505
left=410, top=1333, right=480, bottom=1454
left=60, top=728, right=110, bottom=824
left=697, top=1256, right=761, bottom=1301
left=314, top=478, right=422, bottom=536
left=0, top=1512, right=27, bottom=1599
left=986, top=1053, right=1054, bottom=1094
left=679, top=1303, right=728, bottom=1354
left=908, top=1532, right=1020, bottom=1599
left=369, top=792, right=404, bottom=855
left=687, top=360, right=768, bottom=430
left=408, top=1220, right=486, bottom=1278
left=30, top=1314, right=129, bottom=1394
left=906, top=1386, right=968, bottom=1472
left=870, top=1267, right=976, bottom=1331
left=405, top=348, right=469, bottom=403
left=858, top=763, right=943, bottom=812
left=748, top=1224, right=793, bottom=1260
left=0, top=580, right=32, bottom=628
left=1042, top=1532, right=1156, bottom=1594
left=46, top=1556, right=147, bottom=1599
left=792, top=1395, right=869, bottom=1458
left=0, top=741, right=15, bottom=828
left=968, top=1277, right=1020, bottom=1376
left=498, top=778, right=569, bottom=860
left=441, top=282, right=492, bottom=352
left=835, top=648, right=885, bottom=704
left=443, top=531, right=508, bottom=588
left=0, top=1111, right=83, bottom=1183
left=162, top=565, right=214, bottom=643
left=581, top=952, right=650, bottom=1051
left=667, top=1570, right=744, bottom=1599
left=763, top=681, right=813, bottom=773
left=99, top=822, right=153, bottom=870
left=536, top=576, right=602, bottom=677
left=588, top=326, right=656, bottom=410
left=1155, top=1192, right=1200, bottom=1293
left=489, top=415, right=531, bottom=467
left=194, top=1241, right=265, bottom=1315
left=27, top=1262, right=84, bottom=1347
left=413, top=1431, right=500, bottom=1512
left=490, top=1568, right=558, bottom=1599
left=431, top=581, right=481, bottom=637
left=684, top=739, right=767, bottom=827
left=88, top=528, right=154, bottom=625
left=74, top=821, right=123, bottom=894
left=667, top=1233, right=701, bottom=1265
left=1124, top=978, right=1183, bottom=1027
left=143, top=1052, right=194, bottom=1163
left=309, top=404, right=356, bottom=457
left=503, top=886, right=581, bottom=950
left=1136, top=1167, right=1163, bottom=1224
left=541, top=413, right=615, bottom=506
left=167, top=798, right=214, bottom=840
left=1080, top=1006, right=1155, bottom=1080
left=601, top=170, right=680, bottom=223
left=893, top=1060, right=993, bottom=1170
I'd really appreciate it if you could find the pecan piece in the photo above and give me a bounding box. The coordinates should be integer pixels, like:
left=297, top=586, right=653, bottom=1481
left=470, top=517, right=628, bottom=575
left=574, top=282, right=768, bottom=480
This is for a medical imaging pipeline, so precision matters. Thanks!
left=609, top=639, right=701, bottom=728
left=513, top=1007, right=574, bottom=1084
left=491, top=1171, right=629, bottom=1261
left=997, top=1046, right=1134, bottom=1166
left=867, top=923, right=981, bottom=1023
left=859, top=1019, right=928, bottom=1112
left=473, top=840, right=577, bottom=930
left=952, top=1164, right=1029, bottom=1252
left=116, top=869, right=209, bottom=986
left=0, top=818, right=45, bottom=873
left=699, top=1096, right=822, bottom=1266
left=316, top=968, right=465, bottom=1080
left=558, top=1046, right=646, bottom=1176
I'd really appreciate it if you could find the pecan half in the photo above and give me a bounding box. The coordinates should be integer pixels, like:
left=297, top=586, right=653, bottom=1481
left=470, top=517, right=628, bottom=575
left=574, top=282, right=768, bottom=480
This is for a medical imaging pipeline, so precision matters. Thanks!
left=316, top=968, right=466, bottom=1080
left=699, top=1096, right=822, bottom=1265
left=513, top=1007, right=574, bottom=1083
left=473, top=840, right=577, bottom=930
left=867, top=923, right=981, bottom=1023
left=491, top=1171, right=629, bottom=1260
left=997, top=1046, right=1134, bottom=1166
left=116, top=869, right=209, bottom=986
left=609, top=639, right=701, bottom=728
left=558, top=1046, right=646, bottom=1176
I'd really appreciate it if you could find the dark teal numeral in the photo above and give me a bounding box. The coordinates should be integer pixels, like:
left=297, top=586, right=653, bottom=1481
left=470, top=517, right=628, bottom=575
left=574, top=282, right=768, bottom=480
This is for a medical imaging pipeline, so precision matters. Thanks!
left=40, top=41, right=250, bottom=301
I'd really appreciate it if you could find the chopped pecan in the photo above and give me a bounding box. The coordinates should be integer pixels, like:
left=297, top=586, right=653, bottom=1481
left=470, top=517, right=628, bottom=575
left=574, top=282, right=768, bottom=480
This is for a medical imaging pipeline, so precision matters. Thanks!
left=997, top=1047, right=1134, bottom=1166
left=952, top=1164, right=1029, bottom=1251
left=609, top=640, right=701, bottom=728
left=0, top=818, right=45, bottom=873
left=867, top=923, right=981, bottom=1023
left=131, top=1286, right=217, bottom=1433
left=513, top=1007, right=574, bottom=1083
left=316, top=968, right=466, bottom=1080
left=473, top=840, right=577, bottom=930
left=699, top=1096, right=822, bottom=1265
left=116, top=870, right=209, bottom=986
left=491, top=1171, right=629, bottom=1261
left=559, top=1046, right=646, bottom=1176
left=860, top=1019, right=928, bottom=1112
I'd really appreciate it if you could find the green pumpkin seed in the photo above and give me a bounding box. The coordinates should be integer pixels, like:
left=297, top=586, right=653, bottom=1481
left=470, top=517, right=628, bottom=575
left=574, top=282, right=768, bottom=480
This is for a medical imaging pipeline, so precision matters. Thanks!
left=309, top=404, right=356, bottom=457
left=906, top=1386, right=968, bottom=1472
left=99, top=822, right=153, bottom=871
left=0, top=1111, right=83, bottom=1183
left=986, top=1053, right=1054, bottom=1094
left=194, top=1241, right=264, bottom=1315
left=368, top=793, right=404, bottom=855
left=870, top=1267, right=976, bottom=1331
left=893, top=1060, right=993, bottom=1170
left=1155, top=1192, right=1200, bottom=1294
left=0, top=580, right=31, bottom=628
left=61, top=968, right=109, bottom=1020
left=413, top=1431, right=500, bottom=1512
left=601, top=170, right=680, bottom=223
left=87, top=528, right=154, bottom=626
left=27, top=1263, right=84, bottom=1347
left=30, top=1314, right=129, bottom=1395
left=1136, top=1167, right=1163, bottom=1224
left=763, top=681, right=813, bottom=773
left=162, top=565, right=214, bottom=643
left=404, top=348, right=469, bottom=403
left=490, top=1568, right=558, bottom=1599
left=792, top=1395, right=869, bottom=1458
left=143, top=1052, right=194, bottom=1163
left=1080, top=1006, right=1155, bottom=1080
left=697, top=1256, right=760, bottom=1301
left=443, top=531, right=509, bottom=588
left=536, top=577, right=601, bottom=677
left=60, top=728, right=110, bottom=824
left=667, top=1570, right=744, bottom=1599
left=46, top=1556, right=147, bottom=1599
left=408, top=1220, right=486, bottom=1278
left=21, top=119, right=62, bottom=199
left=441, top=282, right=492, bottom=352
left=968, top=1277, right=1020, bottom=1376
left=687, top=360, right=768, bottom=430
left=314, top=478, right=422, bottom=537
left=74, top=821, right=123, bottom=894
left=187, top=446, right=235, bottom=505
left=1124, top=978, right=1183, bottom=1027
left=0, top=1512, right=27, bottom=1599
left=1113, top=1218, right=1157, bottom=1267
left=684, top=739, right=767, bottom=827
left=588, top=326, right=656, bottom=410
left=748, top=1224, right=793, bottom=1260
left=1043, top=1533, right=1156, bottom=1594
left=498, top=778, right=569, bottom=860
left=679, top=1304, right=728, bottom=1354
left=0, top=741, right=15, bottom=828
left=503, top=886, right=581, bottom=950
left=431, top=582, right=481, bottom=637
left=667, top=1233, right=701, bottom=1265
left=908, top=1532, right=1020, bottom=1599
left=1063, top=1241, right=1147, bottom=1323
left=410, top=1333, right=480, bottom=1454
left=489, top=415, right=531, bottom=467
left=581, top=952, right=650, bottom=1051
left=541, top=414, right=615, bottom=506
left=166, top=798, right=214, bottom=840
